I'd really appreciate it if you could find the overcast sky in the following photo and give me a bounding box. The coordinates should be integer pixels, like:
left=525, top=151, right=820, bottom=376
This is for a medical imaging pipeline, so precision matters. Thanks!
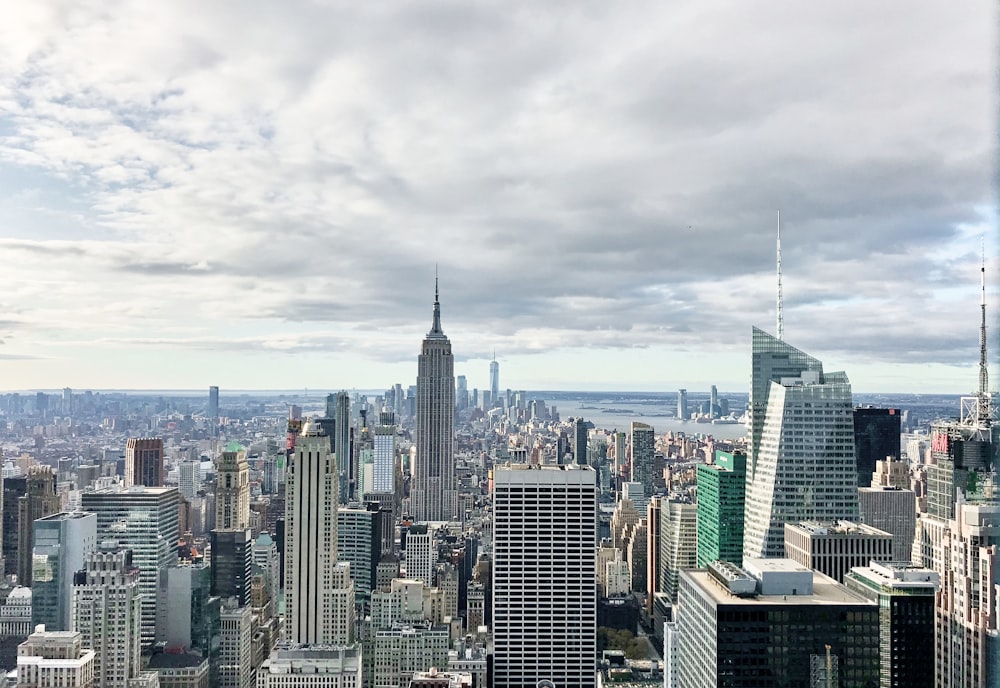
left=0, top=1, right=995, bottom=394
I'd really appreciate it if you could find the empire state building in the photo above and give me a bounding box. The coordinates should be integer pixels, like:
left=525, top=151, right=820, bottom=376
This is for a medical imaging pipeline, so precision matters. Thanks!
left=411, top=279, right=458, bottom=522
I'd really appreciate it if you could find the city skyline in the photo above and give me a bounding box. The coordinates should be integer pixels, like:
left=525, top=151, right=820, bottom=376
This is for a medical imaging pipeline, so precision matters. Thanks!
left=0, top=2, right=996, bottom=394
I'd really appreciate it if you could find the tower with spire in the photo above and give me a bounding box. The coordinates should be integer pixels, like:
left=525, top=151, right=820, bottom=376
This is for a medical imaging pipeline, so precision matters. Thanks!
left=490, top=349, right=500, bottom=407
left=776, top=210, right=783, bottom=340
left=411, top=274, right=458, bottom=522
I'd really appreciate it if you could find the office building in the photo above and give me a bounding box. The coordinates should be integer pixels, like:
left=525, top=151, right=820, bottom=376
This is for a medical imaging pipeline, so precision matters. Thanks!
left=177, top=461, right=201, bottom=502
left=853, top=407, right=901, bottom=488
left=147, top=652, right=209, bottom=688
left=208, top=386, right=219, bottom=425
left=645, top=497, right=661, bottom=611
left=215, top=450, right=249, bottom=531
left=492, top=465, right=597, bottom=688
left=0, top=586, right=33, bottom=637
left=210, top=529, right=252, bottom=606
left=3, top=476, right=26, bottom=577
left=333, top=391, right=352, bottom=502
left=16, top=628, right=95, bottom=688
left=252, top=533, right=280, bottom=607
left=337, top=506, right=381, bottom=607
left=370, top=410, right=397, bottom=509
left=743, top=330, right=860, bottom=559
left=257, top=645, right=362, bottom=688
left=489, top=355, right=499, bottom=405
left=783, top=521, right=893, bottom=583
left=215, top=599, right=252, bottom=688
left=411, top=280, right=458, bottom=522
left=858, top=483, right=916, bottom=563
left=72, top=544, right=149, bottom=688
left=844, top=562, right=938, bottom=688
left=81, top=486, right=180, bottom=647
left=696, top=450, right=746, bottom=567
left=677, top=559, right=879, bottom=688
left=160, top=561, right=220, bottom=658
left=30, top=512, right=96, bottom=631
left=658, top=498, right=697, bottom=602
left=372, top=622, right=450, bottom=688
left=124, top=437, right=164, bottom=488
left=284, top=418, right=355, bottom=646
left=456, top=375, right=468, bottom=411
left=17, top=466, right=61, bottom=586
left=677, top=389, right=688, bottom=421
left=628, top=422, right=655, bottom=498
left=573, top=417, right=588, bottom=466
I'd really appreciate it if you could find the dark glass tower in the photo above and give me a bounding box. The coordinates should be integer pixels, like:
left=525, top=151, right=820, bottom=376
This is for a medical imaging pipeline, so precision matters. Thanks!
left=853, top=407, right=901, bottom=487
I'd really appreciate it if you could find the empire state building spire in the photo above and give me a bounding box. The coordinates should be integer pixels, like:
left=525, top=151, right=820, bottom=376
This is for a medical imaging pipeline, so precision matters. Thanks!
left=412, top=272, right=457, bottom=521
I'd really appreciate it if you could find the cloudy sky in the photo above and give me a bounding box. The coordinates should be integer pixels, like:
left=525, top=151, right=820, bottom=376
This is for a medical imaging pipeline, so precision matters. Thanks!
left=0, top=1, right=995, bottom=394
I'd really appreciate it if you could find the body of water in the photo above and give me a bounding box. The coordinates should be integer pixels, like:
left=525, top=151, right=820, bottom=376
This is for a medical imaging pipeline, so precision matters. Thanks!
left=554, top=399, right=748, bottom=441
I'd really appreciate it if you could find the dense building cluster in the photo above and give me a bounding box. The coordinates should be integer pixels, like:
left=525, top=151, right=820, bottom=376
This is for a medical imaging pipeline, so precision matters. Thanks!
left=0, top=276, right=994, bottom=688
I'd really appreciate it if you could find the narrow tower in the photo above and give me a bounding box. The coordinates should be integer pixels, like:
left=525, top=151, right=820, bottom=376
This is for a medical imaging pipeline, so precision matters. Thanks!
left=411, top=276, right=457, bottom=522
left=776, top=210, right=783, bottom=341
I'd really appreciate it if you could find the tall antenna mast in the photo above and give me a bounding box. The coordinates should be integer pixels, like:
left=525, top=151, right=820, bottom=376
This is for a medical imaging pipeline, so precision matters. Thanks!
left=776, top=210, right=784, bottom=340
left=979, top=235, right=990, bottom=409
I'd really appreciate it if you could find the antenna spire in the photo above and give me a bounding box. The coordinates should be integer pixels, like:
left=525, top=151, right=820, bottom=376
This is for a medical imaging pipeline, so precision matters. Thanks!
left=429, top=266, right=444, bottom=336
left=776, top=210, right=784, bottom=340
left=979, top=236, right=989, bottom=400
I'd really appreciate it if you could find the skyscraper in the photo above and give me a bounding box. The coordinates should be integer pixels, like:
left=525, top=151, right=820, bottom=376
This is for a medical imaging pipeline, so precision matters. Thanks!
left=573, top=417, right=588, bottom=466
left=215, top=450, right=249, bottom=531
left=31, top=512, right=97, bottom=632
left=743, top=329, right=860, bottom=559
left=284, top=418, right=355, bottom=645
left=696, top=450, right=746, bottom=567
left=489, top=354, right=499, bottom=406
left=124, top=437, right=164, bottom=488
left=334, top=391, right=352, bottom=502
left=72, top=543, right=149, bottom=688
left=492, top=465, right=597, bottom=688
left=81, top=486, right=180, bottom=646
left=628, top=422, right=655, bottom=498
left=17, top=466, right=60, bottom=586
left=853, top=407, right=901, bottom=488
left=411, top=279, right=457, bottom=522
left=676, top=389, right=688, bottom=420
left=208, top=386, right=220, bottom=426
left=455, top=375, right=468, bottom=411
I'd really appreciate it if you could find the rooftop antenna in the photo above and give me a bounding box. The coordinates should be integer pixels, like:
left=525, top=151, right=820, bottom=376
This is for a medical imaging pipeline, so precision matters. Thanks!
left=978, top=234, right=990, bottom=411
left=776, top=210, right=784, bottom=340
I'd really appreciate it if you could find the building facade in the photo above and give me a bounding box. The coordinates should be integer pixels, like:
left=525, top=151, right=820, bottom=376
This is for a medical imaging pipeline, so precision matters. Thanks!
left=696, top=450, right=746, bottom=567
left=30, top=511, right=97, bottom=631
left=124, top=437, right=164, bottom=488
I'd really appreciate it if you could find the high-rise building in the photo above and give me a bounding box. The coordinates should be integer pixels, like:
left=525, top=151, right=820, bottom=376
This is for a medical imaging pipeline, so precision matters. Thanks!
left=371, top=410, right=397, bottom=498
left=3, top=476, right=26, bottom=577
left=210, top=529, right=253, bottom=606
left=337, top=506, right=381, bottom=607
left=17, top=466, right=61, bottom=586
left=208, top=386, right=220, bottom=425
left=411, top=280, right=457, bottom=522
left=853, top=407, right=901, bottom=488
left=573, top=417, right=588, bottom=466
left=456, top=375, right=468, bottom=412
left=161, top=560, right=221, bottom=660
left=696, top=450, right=746, bottom=567
left=284, top=418, right=355, bottom=646
left=628, top=422, right=655, bottom=499
left=124, top=437, right=164, bottom=488
left=709, top=384, right=718, bottom=418
left=177, top=461, right=201, bottom=501
left=215, top=450, right=249, bottom=531
left=677, top=559, right=879, bottom=688
left=252, top=533, right=280, bottom=609
left=858, top=483, right=916, bottom=563
left=676, top=389, right=688, bottom=421
left=218, top=599, right=254, bottom=688
left=492, top=465, right=597, bottom=688
left=743, top=330, right=860, bottom=559
left=30, top=512, right=97, bottom=632
left=844, top=562, right=939, bottom=688
left=489, top=355, right=499, bottom=405
left=333, top=391, right=352, bottom=503
left=405, top=523, right=435, bottom=585
left=16, top=628, right=95, bottom=688
left=658, top=498, right=698, bottom=602
left=81, top=486, right=180, bottom=647
left=257, top=646, right=362, bottom=688
left=72, top=543, right=150, bottom=688
left=783, top=521, right=894, bottom=583
left=372, top=622, right=450, bottom=688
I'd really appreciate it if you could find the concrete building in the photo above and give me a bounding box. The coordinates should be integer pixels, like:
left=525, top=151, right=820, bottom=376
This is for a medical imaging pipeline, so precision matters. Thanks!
left=214, top=451, right=249, bottom=531
left=844, top=562, right=939, bottom=688
left=628, top=422, right=656, bottom=500
left=677, top=559, right=879, bottom=688
left=284, top=418, right=355, bottom=647
left=492, top=465, right=597, bottom=688
left=411, top=282, right=457, bottom=522
left=743, top=330, right=860, bottom=559
left=146, top=652, right=209, bottom=688
left=71, top=544, right=147, bottom=688
left=0, top=587, right=32, bottom=637
left=696, top=450, right=746, bottom=567
left=371, top=623, right=449, bottom=688
left=783, top=521, right=894, bottom=583
left=858, top=483, right=916, bottom=563
left=176, top=462, right=201, bottom=502
left=658, top=498, right=697, bottom=603
left=256, top=645, right=362, bottom=688
left=17, top=467, right=61, bottom=587
left=338, top=507, right=380, bottom=607
left=30, top=512, right=96, bottom=631
left=80, top=487, right=179, bottom=647
left=404, top=524, right=435, bottom=586
left=251, top=533, right=280, bottom=606
left=125, top=438, right=164, bottom=489
left=160, top=561, right=220, bottom=658
left=16, top=628, right=95, bottom=688
left=217, top=601, right=253, bottom=688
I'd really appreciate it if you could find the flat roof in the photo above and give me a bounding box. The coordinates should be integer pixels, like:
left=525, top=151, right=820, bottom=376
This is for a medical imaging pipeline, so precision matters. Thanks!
left=683, top=569, right=874, bottom=607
